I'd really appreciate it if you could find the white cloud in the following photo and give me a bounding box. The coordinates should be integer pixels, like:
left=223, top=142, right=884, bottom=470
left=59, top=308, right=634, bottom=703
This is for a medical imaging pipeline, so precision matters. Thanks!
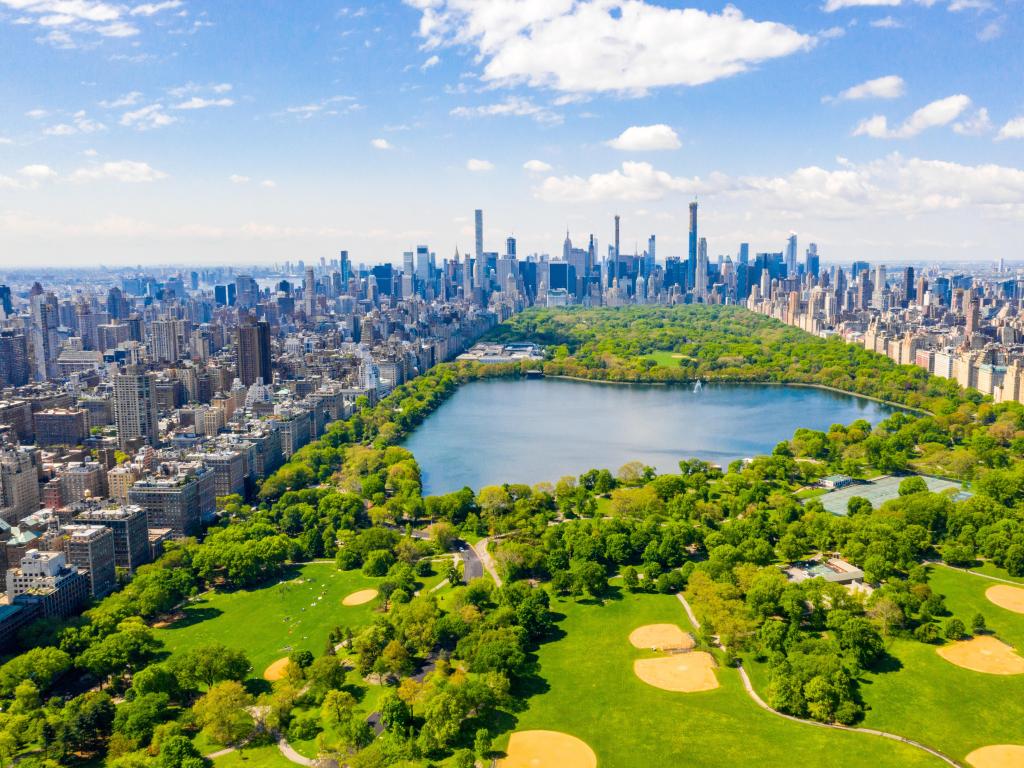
left=466, top=158, right=494, bottom=172
left=44, top=123, right=76, bottom=136
left=26, top=109, right=48, bottom=119
left=450, top=96, right=561, bottom=124
left=130, top=0, right=182, bottom=15
left=99, top=91, right=143, bottom=108
left=168, top=82, right=234, bottom=98
left=410, top=1, right=812, bottom=95
left=606, top=124, right=681, bottom=151
left=97, top=21, right=139, bottom=36
left=0, top=136, right=13, bottom=145
left=533, top=154, right=1024, bottom=221
left=1, top=0, right=121, bottom=23
left=18, top=164, right=58, bottom=180
left=953, top=107, right=992, bottom=136
left=523, top=159, right=552, bottom=173
left=853, top=94, right=971, bottom=138
left=827, top=75, right=905, bottom=102
left=173, top=97, right=235, bottom=110
left=421, top=54, right=440, bottom=70
left=823, top=0, right=900, bottom=10
left=229, top=174, right=250, bottom=184
left=370, top=138, right=393, bottom=150
left=819, top=26, right=846, bottom=39
left=260, top=179, right=276, bottom=188
left=42, top=111, right=106, bottom=136
left=70, top=160, right=166, bottom=182
left=997, top=117, right=1024, bottom=141
left=119, top=103, right=176, bottom=130
left=977, top=20, right=1002, bottom=41
left=948, top=0, right=993, bottom=10
left=283, top=95, right=358, bottom=119
left=537, top=161, right=722, bottom=202
left=870, top=16, right=903, bottom=27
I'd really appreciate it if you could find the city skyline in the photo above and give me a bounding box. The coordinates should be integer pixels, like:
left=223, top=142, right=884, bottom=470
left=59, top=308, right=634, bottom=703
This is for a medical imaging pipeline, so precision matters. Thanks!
left=1, top=0, right=1023, bottom=266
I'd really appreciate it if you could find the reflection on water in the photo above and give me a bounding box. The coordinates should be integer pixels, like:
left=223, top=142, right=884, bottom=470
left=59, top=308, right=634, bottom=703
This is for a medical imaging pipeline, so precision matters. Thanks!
left=402, top=378, right=895, bottom=495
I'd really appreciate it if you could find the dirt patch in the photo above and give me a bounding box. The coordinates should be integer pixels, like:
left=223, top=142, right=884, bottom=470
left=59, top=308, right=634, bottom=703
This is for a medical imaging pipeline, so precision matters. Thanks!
left=498, top=730, right=597, bottom=768
left=263, top=657, right=290, bottom=681
left=986, top=585, right=1024, bottom=615
left=633, top=651, right=719, bottom=692
left=966, top=745, right=1024, bottom=768
left=628, top=624, right=695, bottom=652
left=342, top=588, right=379, bottom=606
left=937, top=635, right=1024, bottom=675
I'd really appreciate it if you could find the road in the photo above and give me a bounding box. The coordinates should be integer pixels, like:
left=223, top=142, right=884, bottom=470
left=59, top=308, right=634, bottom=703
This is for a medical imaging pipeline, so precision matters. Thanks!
left=457, top=539, right=483, bottom=582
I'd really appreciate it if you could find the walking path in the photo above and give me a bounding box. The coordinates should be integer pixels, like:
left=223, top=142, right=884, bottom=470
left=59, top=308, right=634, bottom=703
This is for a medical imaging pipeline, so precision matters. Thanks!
left=930, top=559, right=1022, bottom=586
left=674, top=593, right=964, bottom=768
left=473, top=538, right=502, bottom=586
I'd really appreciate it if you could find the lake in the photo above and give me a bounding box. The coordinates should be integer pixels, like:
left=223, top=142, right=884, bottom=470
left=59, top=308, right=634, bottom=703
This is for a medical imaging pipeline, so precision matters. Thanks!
left=402, top=378, right=897, bottom=495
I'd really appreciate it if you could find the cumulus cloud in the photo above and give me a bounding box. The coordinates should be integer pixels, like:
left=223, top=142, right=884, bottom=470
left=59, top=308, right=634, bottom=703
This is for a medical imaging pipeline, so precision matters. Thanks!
left=823, top=0, right=901, bottom=10
left=130, top=1, right=182, bottom=15
left=18, top=164, right=58, bottom=180
left=409, top=0, right=812, bottom=95
left=173, top=97, right=235, bottom=110
left=119, top=103, right=176, bottom=130
left=450, top=96, right=561, bottom=124
left=99, top=91, right=143, bottom=109
left=953, top=107, right=992, bottom=136
left=466, top=158, right=494, bottom=172
left=371, top=138, right=393, bottom=150
left=70, top=160, right=167, bottom=182
left=523, top=159, right=552, bottom=173
left=421, top=54, right=440, bottom=70
left=826, top=75, right=905, bottom=102
left=997, top=117, right=1024, bottom=141
left=870, top=16, right=903, bottom=28
left=533, top=154, right=1024, bottom=221
left=853, top=94, right=971, bottom=139
left=606, top=124, right=681, bottom=151
left=229, top=174, right=250, bottom=184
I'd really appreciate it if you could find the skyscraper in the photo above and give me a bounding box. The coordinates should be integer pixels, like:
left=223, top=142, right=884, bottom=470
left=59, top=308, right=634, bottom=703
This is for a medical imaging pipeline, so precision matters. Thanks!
left=237, top=315, right=272, bottom=387
left=113, top=366, right=159, bottom=449
left=688, top=200, right=698, bottom=288
left=304, top=267, right=317, bottom=318
left=612, top=214, right=621, bottom=286
left=474, top=209, right=486, bottom=294
left=785, top=233, right=797, bottom=277
left=696, top=236, right=709, bottom=299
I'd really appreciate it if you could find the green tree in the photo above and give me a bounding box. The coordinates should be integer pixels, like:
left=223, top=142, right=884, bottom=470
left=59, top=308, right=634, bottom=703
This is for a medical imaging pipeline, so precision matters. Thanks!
left=192, top=681, right=253, bottom=746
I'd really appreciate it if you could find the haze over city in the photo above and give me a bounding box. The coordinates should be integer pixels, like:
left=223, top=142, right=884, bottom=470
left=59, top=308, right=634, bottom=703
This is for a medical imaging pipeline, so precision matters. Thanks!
left=1, top=0, right=1023, bottom=266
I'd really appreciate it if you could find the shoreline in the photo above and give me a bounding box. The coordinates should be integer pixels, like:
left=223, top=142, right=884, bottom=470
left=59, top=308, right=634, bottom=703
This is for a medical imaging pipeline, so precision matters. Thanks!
left=532, top=371, right=928, bottom=414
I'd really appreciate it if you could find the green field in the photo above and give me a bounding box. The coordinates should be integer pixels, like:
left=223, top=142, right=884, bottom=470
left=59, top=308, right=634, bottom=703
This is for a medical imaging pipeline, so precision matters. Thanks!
left=643, top=350, right=686, bottom=368
left=502, top=589, right=945, bottom=768
left=855, top=566, right=1024, bottom=759
left=212, top=743, right=294, bottom=768
left=156, top=562, right=384, bottom=677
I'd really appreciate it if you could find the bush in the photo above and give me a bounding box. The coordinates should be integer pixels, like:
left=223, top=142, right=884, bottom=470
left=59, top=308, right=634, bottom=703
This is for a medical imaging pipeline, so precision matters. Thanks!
left=944, top=618, right=966, bottom=641
left=415, top=559, right=433, bottom=577
left=913, top=623, right=940, bottom=644
left=287, top=714, right=322, bottom=742
left=971, top=613, right=987, bottom=635
left=335, top=548, right=360, bottom=571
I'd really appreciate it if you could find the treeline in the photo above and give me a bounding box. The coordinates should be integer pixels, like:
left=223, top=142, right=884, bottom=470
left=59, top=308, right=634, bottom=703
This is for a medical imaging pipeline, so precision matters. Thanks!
left=487, top=305, right=970, bottom=412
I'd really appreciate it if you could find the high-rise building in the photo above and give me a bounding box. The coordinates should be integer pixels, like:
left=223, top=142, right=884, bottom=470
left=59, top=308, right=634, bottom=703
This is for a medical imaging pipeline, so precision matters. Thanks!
left=695, top=237, right=709, bottom=299
left=73, top=505, right=151, bottom=571
left=0, top=284, right=11, bottom=316
left=29, top=292, right=59, bottom=381
left=129, top=464, right=215, bottom=538
left=236, top=316, right=272, bottom=386
left=303, top=267, right=317, bottom=318
left=806, top=243, right=820, bottom=279
left=688, top=200, right=698, bottom=288
left=61, top=525, right=116, bottom=598
left=6, top=550, right=89, bottom=619
left=0, top=449, right=40, bottom=525
left=0, top=331, right=30, bottom=387
left=113, top=366, right=160, bottom=449
left=785, top=233, right=798, bottom=276
left=474, top=209, right=485, bottom=293
left=151, top=318, right=183, bottom=363
left=235, top=275, right=259, bottom=308
left=612, top=214, right=621, bottom=285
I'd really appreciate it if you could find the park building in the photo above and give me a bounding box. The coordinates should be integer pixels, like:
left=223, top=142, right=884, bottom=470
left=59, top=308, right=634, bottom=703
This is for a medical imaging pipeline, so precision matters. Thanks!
left=60, top=524, right=117, bottom=598
left=73, top=504, right=150, bottom=572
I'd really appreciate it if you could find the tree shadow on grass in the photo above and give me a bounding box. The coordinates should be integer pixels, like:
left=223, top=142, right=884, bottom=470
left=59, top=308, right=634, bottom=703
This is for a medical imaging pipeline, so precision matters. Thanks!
left=160, top=605, right=223, bottom=630
left=866, top=653, right=904, bottom=676
left=245, top=678, right=273, bottom=696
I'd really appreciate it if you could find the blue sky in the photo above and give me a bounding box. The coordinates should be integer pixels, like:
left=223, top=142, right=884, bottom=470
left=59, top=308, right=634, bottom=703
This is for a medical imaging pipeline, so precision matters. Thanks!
left=0, top=0, right=1022, bottom=267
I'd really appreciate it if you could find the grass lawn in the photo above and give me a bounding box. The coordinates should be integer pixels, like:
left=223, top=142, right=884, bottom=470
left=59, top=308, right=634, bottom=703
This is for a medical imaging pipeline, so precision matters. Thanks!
left=500, top=589, right=945, bottom=768
left=855, top=565, right=1024, bottom=759
left=156, top=562, right=384, bottom=677
left=643, top=350, right=685, bottom=368
left=968, top=561, right=1024, bottom=584
left=212, top=743, right=294, bottom=768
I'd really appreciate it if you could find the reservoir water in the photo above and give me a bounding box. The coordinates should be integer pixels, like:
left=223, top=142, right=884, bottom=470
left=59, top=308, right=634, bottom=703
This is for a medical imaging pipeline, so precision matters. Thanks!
left=402, top=378, right=897, bottom=495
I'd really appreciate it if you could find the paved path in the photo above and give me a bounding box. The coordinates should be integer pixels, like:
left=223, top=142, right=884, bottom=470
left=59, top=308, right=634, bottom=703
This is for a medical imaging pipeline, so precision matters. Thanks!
left=930, top=559, right=1022, bottom=586
left=277, top=736, right=315, bottom=766
left=472, top=538, right=502, bottom=586
left=674, top=593, right=963, bottom=768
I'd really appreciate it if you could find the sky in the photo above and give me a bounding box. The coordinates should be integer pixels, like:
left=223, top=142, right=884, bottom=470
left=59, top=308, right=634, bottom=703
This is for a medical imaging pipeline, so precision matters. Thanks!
left=0, top=0, right=1023, bottom=268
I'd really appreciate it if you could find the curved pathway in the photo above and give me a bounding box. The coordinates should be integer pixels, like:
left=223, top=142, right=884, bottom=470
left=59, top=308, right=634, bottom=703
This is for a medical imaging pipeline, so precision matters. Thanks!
left=674, top=594, right=964, bottom=768
left=930, top=559, right=1022, bottom=586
